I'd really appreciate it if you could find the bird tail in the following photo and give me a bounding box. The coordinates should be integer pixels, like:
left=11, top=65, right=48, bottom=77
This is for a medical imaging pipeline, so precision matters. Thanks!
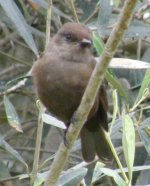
left=80, top=126, right=112, bottom=162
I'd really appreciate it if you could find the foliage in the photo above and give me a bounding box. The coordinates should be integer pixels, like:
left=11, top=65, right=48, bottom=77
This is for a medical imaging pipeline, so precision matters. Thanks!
left=0, top=0, right=150, bottom=185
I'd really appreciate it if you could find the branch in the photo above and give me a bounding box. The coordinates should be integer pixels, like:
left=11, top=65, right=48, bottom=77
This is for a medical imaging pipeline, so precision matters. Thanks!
left=70, top=0, right=79, bottom=23
left=45, top=0, right=52, bottom=49
left=30, top=1, right=52, bottom=184
left=44, top=0, right=138, bottom=185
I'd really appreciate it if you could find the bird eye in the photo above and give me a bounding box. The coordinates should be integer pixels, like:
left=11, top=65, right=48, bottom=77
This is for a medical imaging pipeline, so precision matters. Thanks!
left=65, top=33, right=72, bottom=41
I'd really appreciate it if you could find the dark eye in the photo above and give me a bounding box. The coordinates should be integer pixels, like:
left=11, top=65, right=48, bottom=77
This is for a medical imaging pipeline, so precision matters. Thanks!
left=65, top=33, right=72, bottom=41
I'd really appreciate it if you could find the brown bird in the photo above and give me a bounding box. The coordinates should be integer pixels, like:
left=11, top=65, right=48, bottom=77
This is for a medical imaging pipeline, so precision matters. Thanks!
left=32, top=22, right=112, bottom=162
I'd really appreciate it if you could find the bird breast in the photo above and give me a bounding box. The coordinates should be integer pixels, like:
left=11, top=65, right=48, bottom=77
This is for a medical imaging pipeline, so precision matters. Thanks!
left=32, top=56, right=94, bottom=123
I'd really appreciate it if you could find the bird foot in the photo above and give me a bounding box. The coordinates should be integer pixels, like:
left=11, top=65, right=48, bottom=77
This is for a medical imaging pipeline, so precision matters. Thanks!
left=70, top=111, right=78, bottom=124
left=63, top=129, right=69, bottom=147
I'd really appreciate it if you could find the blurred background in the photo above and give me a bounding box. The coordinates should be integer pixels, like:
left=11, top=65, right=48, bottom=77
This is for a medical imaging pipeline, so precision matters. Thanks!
left=0, top=0, right=150, bottom=185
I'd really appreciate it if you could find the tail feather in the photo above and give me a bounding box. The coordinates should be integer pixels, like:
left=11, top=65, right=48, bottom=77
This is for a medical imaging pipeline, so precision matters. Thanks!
left=80, top=126, right=112, bottom=162
left=80, top=126, right=96, bottom=162
left=93, top=127, right=112, bottom=161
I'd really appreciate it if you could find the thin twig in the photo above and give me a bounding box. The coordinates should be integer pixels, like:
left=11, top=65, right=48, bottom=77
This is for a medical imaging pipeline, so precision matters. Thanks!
left=70, top=0, right=79, bottom=23
left=105, top=132, right=128, bottom=183
left=45, top=0, right=52, bottom=49
left=30, top=1, right=52, bottom=184
left=44, top=0, right=138, bottom=185
left=0, top=69, right=32, bottom=96
left=30, top=103, right=44, bottom=186
left=137, top=39, right=142, bottom=60
left=0, top=50, right=31, bottom=67
left=84, top=2, right=99, bottom=24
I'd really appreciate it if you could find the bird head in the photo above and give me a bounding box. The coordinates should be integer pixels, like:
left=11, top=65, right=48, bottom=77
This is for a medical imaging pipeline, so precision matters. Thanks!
left=52, top=23, right=93, bottom=62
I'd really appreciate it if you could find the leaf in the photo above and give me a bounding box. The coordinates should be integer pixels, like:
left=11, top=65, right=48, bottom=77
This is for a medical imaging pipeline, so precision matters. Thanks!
left=107, top=58, right=150, bottom=69
left=135, top=68, right=150, bottom=103
left=58, top=168, right=88, bottom=186
left=3, top=95, right=23, bottom=132
left=93, top=31, right=105, bottom=55
left=122, top=115, right=135, bottom=183
left=101, top=168, right=126, bottom=186
left=0, top=0, right=38, bottom=56
left=31, top=0, right=72, bottom=21
left=0, top=137, right=28, bottom=170
left=92, top=162, right=105, bottom=184
left=0, top=161, right=11, bottom=179
left=112, top=0, right=121, bottom=7
left=115, top=165, right=150, bottom=173
left=93, top=33, right=129, bottom=104
left=42, top=113, right=66, bottom=129
left=98, top=0, right=112, bottom=32
left=92, top=162, right=126, bottom=186
left=33, top=168, right=87, bottom=186
left=34, top=171, right=48, bottom=186
left=105, top=71, right=129, bottom=104
left=98, top=15, right=150, bottom=38
left=138, top=118, right=150, bottom=156
left=109, top=89, right=118, bottom=134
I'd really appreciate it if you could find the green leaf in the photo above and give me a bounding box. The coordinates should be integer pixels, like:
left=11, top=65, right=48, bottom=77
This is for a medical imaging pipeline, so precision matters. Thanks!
left=101, top=168, right=126, bottom=186
left=58, top=168, right=88, bottom=186
left=135, top=68, right=150, bottom=104
left=122, top=115, right=135, bottom=184
left=93, top=162, right=126, bottom=186
left=93, top=32, right=129, bottom=104
left=0, top=137, right=28, bottom=170
left=109, top=89, right=118, bottom=134
left=93, top=32, right=105, bottom=55
left=92, top=162, right=126, bottom=186
left=31, top=0, right=72, bottom=21
left=3, top=95, right=23, bottom=132
left=0, top=161, right=11, bottom=179
left=33, top=168, right=88, bottom=186
left=112, top=0, right=121, bottom=7
left=138, top=118, right=150, bottom=156
left=0, top=0, right=38, bottom=56
left=105, top=71, right=129, bottom=104
left=34, top=171, right=48, bottom=186
left=115, top=165, right=150, bottom=173
left=92, top=162, right=105, bottom=184
left=98, top=0, right=112, bottom=30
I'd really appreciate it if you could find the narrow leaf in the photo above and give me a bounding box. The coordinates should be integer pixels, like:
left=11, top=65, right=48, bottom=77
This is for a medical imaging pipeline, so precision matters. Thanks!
left=0, top=0, right=38, bottom=55
left=108, top=58, right=150, bottom=69
left=42, top=113, right=66, bottom=129
left=122, top=115, right=135, bottom=183
left=98, top=0, right=112, bottom=32
left=34, top=171, right=48, bottom=186
left=138, top=118, right=150, bottom=156
left=100, top=167, right=126, bottom=186
left=93, top=32, right=129, bottom=104
left=34, top=168, right=87, bottom=186
left=93, top=32, right=105, bottom=55
left=105, top=71, right=129, bottom=104
left=31, top=0, right=72, bottom=21
left=92, top=162, right=126, bottom=186
left=92, top=162, right=105, bottom=184
left=0, top=161, right=11, bottom=179
left=109, top=89, right=118, bottom=134
left=135, top=68, right=150, bottom=103
left=0, top=137, right=28, bottom=170
left=3, top=95, right=23, bottom=132
left=58, top=168, right=88, bottom=186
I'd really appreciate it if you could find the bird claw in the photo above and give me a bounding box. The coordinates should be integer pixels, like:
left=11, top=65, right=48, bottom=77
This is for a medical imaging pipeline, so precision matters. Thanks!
left=71, top=111, right=77, bottom=124
left=63, top=129, right=69, bottom=147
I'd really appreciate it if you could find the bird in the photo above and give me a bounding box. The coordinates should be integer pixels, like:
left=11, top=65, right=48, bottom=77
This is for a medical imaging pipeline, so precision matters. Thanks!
left=32, top=22, right=112, bottom=162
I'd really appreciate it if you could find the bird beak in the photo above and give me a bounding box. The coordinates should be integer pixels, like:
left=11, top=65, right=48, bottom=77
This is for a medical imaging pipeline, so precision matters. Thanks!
left=79, top=38, right=92, bottom=48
